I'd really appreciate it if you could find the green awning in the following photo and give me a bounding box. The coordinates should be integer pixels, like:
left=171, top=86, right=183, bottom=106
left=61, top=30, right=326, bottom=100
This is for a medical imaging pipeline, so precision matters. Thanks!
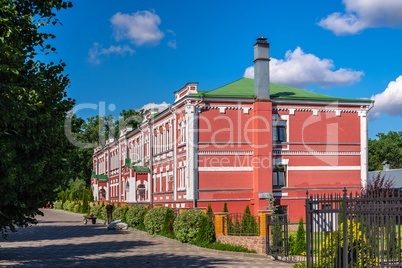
left=132, top=166, right=150, bottom=173
left=92, top=171, right=109, bottom=181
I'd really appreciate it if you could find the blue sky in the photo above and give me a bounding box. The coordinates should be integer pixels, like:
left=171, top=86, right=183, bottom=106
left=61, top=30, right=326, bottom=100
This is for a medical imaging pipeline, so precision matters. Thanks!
left=49, top=0, right=402, bottom=139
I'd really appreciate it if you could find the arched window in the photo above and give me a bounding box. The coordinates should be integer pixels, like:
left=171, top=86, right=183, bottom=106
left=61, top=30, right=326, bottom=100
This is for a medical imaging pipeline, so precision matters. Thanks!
left=126, top=181, right=130, bottom=193
left=137, top=184, right=146, bottom=201
left=99, top=189, right=106, bottom=201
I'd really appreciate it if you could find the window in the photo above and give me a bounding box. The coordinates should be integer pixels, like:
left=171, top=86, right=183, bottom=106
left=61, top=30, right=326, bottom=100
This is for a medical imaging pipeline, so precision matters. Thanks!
left=137, top=184, right=146, bottom=201
left=273, top=165, right=286, bottom=188
left=276, top=205, right=288, bottom=215
left=273, top=122, right=287, bottom=142
left=99, top=189, right=106, bottom=200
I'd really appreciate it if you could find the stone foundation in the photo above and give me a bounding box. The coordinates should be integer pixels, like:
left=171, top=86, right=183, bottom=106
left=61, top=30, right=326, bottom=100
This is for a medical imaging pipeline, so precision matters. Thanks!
left=216, top=235, right=266, bottom=254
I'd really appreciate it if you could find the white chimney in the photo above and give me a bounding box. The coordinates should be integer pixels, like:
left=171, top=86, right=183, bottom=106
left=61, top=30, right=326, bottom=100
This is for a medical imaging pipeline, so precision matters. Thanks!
left=254, top=37, right=270, bottom=99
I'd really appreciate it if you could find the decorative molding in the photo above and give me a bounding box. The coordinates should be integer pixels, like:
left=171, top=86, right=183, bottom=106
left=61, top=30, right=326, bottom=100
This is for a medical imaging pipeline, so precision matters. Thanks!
left=198, top=150, right=253, bottom=155
left=273, top=150, right=360, bottom=156
left=273, top=106, right=360, bottom=116
left=288, top=166, right=360, bottom=171
left=198, top=166, right=253, bottom=172
left=219, top=107, right=227, bottom=114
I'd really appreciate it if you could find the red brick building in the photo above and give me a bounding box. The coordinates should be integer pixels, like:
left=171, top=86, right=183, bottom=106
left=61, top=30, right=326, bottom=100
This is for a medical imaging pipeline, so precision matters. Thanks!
left=91, top=37, right=373, bottom=222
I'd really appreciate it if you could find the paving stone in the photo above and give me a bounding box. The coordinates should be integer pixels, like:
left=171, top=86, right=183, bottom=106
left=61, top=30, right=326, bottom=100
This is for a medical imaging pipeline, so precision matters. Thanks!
left=0, top=209, right=296, bottom=267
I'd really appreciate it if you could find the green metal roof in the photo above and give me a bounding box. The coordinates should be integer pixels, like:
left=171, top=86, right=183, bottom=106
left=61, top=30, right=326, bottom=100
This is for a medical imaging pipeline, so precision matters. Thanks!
left=132, top=166, right=150, bottom=173
left=92, top=171, right=108, bottom=182
left=194, top=78, right=372, bottom=103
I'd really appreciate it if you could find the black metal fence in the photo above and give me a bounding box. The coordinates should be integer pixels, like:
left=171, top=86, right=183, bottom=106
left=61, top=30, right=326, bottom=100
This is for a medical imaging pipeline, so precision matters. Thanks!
left=226, top=213, right=260, bottom=236
left=306, top=188, right=402, bottom=267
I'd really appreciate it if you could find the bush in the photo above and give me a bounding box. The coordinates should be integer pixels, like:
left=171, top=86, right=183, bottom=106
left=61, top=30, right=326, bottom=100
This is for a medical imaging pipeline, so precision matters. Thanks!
left=99, top=206, right=107, bottom=220
left=319, top=219, right=377, bottom=267
left=222, top=202, right=228, bottom=212
left=62, top=200, right=71, bottom=211
left=241, top=205, right=258, bottom=235
left=144, top=207, right=175, bottom=236
left=113, top=206, right=128, bottom=222
left=292, top=262, right=306, bottom=268
left=54, top=201, right=63, bottom=210
left=126, top=205, right=148, bottom=228
left=90, top=204, right=103, bottom=217
left=173, top=209, right=206, bottom=243
left=292, top=218, right=306, bottom=255
left=194, top=213, right=216, bottom=245
left=72, top=203, right=80, bottom=213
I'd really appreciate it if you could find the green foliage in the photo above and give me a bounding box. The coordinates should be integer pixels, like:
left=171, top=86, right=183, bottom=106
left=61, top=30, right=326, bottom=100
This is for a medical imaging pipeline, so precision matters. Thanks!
left=222, top=202, right=228, bottom=212
left=125, top=205, right=149, bottom=228
left=90, top=204, right=104, bottom=218
left=144, top=207, right=175, bottom=235
left=173, top=209, right=206, bottom=243
left=68, top=179, right=87, bottom=201
left=288, top=234, right=296, bottom=255
left=292, top=262, right=306, bottom=268
left=203, top=241, right=256, bottom=253
left=113, top=206, right=128, bottom=222
left=194, top=213, right=216, bottom=246
left=292, top=218, right=306, bottom=255
left=207, top=204, right=214, bottom=220
left=240, top=205, right=259, bottom=236
left=100, top=206, right=107, bottom=220
left=55, top=179, right=93, bottom=214
left=53, top=201, right=63, bottom=210
left=318, top=219, right=377, bottom=268
left=271, top=216, right=283, bottom=253
left=368, top=131, right=402, bottom=171
left=0, top=0, right=74, bottom=238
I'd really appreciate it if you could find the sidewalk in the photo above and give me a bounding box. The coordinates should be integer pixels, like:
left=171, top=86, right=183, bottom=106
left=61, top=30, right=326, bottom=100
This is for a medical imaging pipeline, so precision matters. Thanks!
left=0, top=209, right=295, bottom=267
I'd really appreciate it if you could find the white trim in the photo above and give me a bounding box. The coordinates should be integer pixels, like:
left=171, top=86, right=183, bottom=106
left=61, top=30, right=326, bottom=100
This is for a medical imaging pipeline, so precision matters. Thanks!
left=273, top=192, right=288, bottom=197
left=273, top=158, right=289, bottom=165
left=288, top=166, right=360, bottom=171
left=199, top=166, right=253, bottom=172
left=359, top=109, right=368, bottom=188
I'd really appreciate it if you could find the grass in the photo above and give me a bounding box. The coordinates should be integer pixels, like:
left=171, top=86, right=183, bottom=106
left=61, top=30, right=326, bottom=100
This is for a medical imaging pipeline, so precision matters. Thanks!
left=194, top=241, right=257, bottom=253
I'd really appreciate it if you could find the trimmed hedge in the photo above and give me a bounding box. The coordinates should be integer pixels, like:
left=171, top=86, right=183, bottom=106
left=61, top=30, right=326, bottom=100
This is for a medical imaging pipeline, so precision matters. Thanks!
left=125, top=205, right=148, bottom=228
left=144, top=207, right=175, bottom=235
left=173, top=209, right=205, bottom=243
left=113, top=206, right=128, bottom=222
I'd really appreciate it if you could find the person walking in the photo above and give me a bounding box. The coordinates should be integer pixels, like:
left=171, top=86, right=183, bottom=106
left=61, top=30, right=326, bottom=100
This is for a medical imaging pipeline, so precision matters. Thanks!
left=105, top=202, right=113, bottom=224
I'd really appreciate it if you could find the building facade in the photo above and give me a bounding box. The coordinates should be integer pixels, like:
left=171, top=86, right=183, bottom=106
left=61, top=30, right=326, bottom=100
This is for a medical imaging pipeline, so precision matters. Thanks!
left=91, top=37, right=373, bottom=222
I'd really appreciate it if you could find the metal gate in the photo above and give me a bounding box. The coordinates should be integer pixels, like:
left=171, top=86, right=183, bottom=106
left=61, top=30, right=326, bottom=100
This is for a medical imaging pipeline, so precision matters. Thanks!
left=306, top=188, right=402, bottom=267
left=266, top=214, right=288, bottom=259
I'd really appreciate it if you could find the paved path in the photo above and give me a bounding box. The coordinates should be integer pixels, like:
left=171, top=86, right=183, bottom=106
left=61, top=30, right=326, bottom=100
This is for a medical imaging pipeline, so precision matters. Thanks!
left=0, top=209, right=295, bottom=267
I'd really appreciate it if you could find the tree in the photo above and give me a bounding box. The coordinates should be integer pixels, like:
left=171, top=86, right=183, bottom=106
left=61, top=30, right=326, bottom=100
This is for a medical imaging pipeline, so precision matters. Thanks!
left=292, top=218, right=306, bottom=255
left=368, top=131, right=402, bottom=171
left=0, top=0, right=73, bottom=238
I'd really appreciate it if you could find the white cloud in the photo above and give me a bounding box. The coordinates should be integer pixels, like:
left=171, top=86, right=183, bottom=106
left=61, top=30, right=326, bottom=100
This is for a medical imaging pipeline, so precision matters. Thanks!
left=88, top=43, right=134, bottom=64
left=243, top=47, right=363, bottom=88
left=319, top=0, right=402, bottom=35
left=110, top=10, right=164, bottom=46
left=370, top=76, right=402, bottom=120
left=139, top=102, right=170, bottom=113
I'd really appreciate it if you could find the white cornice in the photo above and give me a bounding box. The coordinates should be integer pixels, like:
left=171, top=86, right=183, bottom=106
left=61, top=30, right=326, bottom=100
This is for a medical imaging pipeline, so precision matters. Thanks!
left=198, top=150, right=253, bottom=155
left=273, top=150, right=360, bottom=156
